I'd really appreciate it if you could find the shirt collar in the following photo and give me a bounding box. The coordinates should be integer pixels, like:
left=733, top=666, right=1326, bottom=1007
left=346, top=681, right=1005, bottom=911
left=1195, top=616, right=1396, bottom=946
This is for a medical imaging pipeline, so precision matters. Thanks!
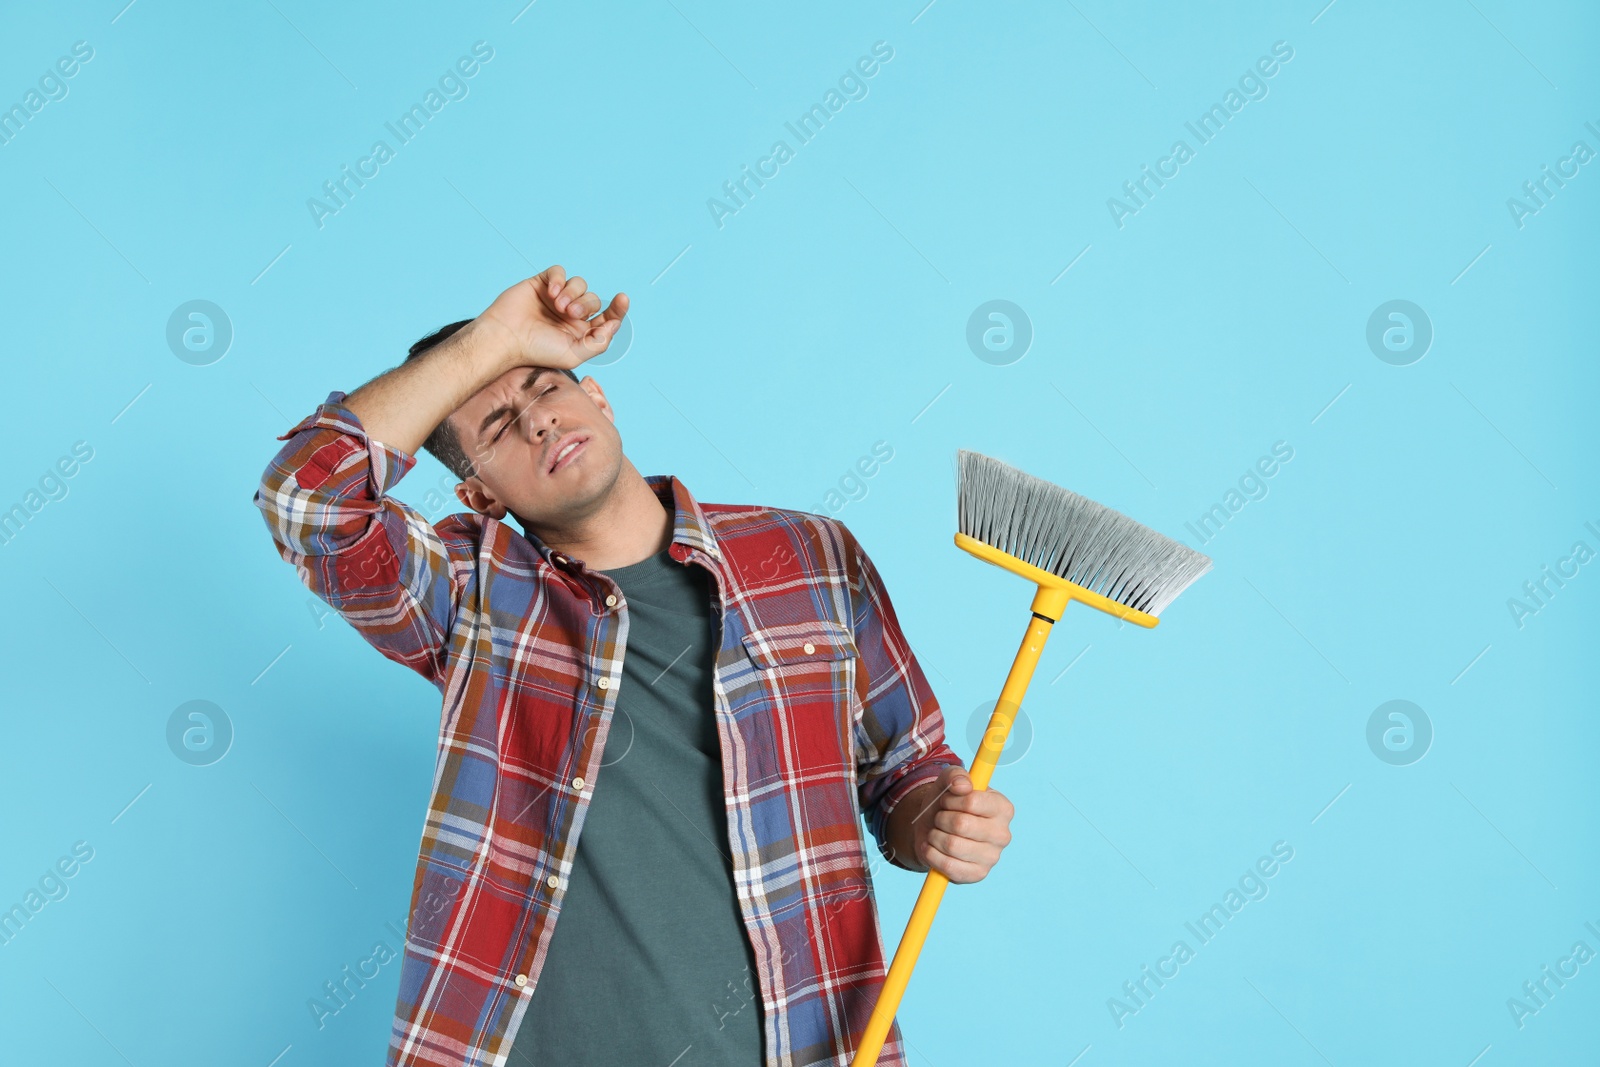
left=515, top=474, right=722, bottom=569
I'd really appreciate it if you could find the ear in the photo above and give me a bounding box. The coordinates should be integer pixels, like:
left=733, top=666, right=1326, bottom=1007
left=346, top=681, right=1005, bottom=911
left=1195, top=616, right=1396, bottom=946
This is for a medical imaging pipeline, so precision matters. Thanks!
left=578, top=376, right=616, bottom=424
left=455, top=477, right=508, bottom=519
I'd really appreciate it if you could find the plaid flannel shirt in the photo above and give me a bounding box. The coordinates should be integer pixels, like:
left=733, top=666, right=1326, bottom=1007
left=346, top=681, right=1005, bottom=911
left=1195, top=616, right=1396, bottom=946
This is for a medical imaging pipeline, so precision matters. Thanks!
left=253, top=391, right=966, bottom=1067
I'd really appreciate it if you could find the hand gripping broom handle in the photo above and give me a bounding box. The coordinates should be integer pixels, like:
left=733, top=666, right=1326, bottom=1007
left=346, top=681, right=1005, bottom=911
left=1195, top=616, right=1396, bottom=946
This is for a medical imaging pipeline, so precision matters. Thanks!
left=850, top=582, right=1073, bottom=1067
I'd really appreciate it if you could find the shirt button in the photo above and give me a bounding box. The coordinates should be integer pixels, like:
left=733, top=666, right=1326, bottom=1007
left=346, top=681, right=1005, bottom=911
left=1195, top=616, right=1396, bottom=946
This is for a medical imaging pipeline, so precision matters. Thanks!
left=572, top=776, right=585, bottom=791
left=514, top=974, right=528, bottom=988
left=546, top=874, right=560, bottom=890
left=803, top=642, right=816, bottom=654
left=597, top=677, right=610, bottom=690
left=605, top=594, right=617, bottom=608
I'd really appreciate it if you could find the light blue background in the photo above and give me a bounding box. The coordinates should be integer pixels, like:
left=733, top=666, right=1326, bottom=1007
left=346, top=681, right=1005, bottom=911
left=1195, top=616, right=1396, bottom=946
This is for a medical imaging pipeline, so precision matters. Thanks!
left=1, top=1, right=1595, bottom=1064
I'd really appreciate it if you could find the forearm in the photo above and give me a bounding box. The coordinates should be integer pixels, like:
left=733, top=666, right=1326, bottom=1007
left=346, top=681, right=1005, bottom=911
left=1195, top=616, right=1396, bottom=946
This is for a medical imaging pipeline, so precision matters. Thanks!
left=344, top=318, right=512, bottom=457
left=255, top=394, right=465, bottom=682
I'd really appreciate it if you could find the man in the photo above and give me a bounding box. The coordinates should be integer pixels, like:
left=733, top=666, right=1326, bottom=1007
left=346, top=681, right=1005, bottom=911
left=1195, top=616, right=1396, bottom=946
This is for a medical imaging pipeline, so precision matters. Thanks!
left=254, top=267, right=1015, bottom=1067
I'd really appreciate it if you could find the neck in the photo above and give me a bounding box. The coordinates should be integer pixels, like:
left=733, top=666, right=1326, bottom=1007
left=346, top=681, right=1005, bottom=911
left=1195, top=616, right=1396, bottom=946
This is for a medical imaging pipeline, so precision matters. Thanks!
left=520, top=457, right=673, bottom=570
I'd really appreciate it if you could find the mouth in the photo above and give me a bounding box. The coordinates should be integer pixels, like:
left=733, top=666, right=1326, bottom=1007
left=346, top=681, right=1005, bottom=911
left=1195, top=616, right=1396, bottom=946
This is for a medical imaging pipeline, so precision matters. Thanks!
left=546, top=433, right=591, bottom=474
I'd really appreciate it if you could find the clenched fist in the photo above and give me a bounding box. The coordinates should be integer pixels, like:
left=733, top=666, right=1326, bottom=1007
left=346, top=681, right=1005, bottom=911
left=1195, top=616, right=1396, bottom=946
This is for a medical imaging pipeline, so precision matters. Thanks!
left=903, top=765, right=1015, bottom=883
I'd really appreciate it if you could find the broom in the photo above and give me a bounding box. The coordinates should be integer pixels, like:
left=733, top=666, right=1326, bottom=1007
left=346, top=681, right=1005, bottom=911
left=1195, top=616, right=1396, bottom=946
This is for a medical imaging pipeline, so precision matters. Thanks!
left=850, top=449, right=1213, bottom=1067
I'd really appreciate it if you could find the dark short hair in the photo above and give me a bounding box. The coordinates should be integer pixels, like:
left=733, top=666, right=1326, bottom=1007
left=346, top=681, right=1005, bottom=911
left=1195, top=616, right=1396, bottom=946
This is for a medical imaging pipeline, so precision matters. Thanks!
left=405, top=319, right=580, bottom=481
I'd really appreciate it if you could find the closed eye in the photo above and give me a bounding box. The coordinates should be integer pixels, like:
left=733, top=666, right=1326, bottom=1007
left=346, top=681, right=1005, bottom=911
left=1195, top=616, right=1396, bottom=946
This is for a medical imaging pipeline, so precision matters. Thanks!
left=491, top=385, right=557, bottom=442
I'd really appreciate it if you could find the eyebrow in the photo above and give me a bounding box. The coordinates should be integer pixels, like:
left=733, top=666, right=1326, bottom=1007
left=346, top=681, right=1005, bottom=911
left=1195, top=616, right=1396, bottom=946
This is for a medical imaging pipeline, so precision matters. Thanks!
left=477, top=367, right=557, bottom=438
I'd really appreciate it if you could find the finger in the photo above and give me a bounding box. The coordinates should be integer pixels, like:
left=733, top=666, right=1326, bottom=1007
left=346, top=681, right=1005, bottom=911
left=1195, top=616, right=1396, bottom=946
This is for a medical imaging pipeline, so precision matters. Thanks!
left=563, top=290, right=599, bottom=319
left=556, top=275, right=588, bottom=313
left=540, top=265, right=567, bottom=299
left=921, top=841, right=989, bottom=885
left=921, top=766, right=962, bottom=807
left=941, top=790, right=980, bottom=813
left=940, top=777, right=1017, bottom=819
left=933, top=809, right=1010, bottom=846
left=595, top=292, right=629, bottom=324
left=927, top=826, right=982, bottom=859
left=578, top=318, right=614, bottom=347
left=947, top=789, right=1011, bottom=817
left=926, top=826, right=1001, bottom=865
left=567, top=317, right=619, bottom=358
left=590, top=316, right=623, bottom=346
left=568, top=291, right=602, bottom=320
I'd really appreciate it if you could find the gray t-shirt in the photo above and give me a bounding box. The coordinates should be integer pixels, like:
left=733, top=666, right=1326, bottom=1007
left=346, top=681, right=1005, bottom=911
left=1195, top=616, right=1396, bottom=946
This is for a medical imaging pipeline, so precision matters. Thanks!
left=507, top=547, right=765, bottom=1065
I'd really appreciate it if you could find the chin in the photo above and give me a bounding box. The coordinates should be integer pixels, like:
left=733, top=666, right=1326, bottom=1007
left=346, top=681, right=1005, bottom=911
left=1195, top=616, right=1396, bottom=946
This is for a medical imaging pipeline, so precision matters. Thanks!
left=519, top=450, right=621, bottom=518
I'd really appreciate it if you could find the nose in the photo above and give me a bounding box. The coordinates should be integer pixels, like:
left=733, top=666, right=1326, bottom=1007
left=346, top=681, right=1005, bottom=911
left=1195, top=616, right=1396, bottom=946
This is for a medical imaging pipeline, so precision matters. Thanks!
left=523, top=408, right=558, bottom=442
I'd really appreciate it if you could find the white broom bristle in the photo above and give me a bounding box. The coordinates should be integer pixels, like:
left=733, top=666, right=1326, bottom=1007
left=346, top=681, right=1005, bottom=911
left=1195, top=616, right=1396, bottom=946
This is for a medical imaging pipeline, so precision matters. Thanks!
left=956, top=449, right=1212, bottom=618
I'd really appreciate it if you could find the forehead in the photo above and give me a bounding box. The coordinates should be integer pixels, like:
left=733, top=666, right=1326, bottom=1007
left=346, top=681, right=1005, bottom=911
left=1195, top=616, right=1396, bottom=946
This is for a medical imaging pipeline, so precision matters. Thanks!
left=451, top=366, right=550, bottom=429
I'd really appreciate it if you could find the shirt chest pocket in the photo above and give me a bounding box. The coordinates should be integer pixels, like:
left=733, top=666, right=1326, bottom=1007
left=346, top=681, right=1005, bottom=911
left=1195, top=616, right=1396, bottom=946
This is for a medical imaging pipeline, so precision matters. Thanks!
left=735, top=620, right=859, bottom=780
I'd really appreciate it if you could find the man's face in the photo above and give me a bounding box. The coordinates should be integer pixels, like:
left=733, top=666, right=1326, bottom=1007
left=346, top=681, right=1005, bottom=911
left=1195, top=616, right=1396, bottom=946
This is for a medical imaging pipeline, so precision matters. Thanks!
left=447, top=365, right=623, bottom=525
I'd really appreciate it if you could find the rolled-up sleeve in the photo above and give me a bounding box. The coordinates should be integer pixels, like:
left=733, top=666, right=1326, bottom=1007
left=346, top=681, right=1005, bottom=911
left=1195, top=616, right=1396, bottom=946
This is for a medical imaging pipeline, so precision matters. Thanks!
left=840, top=522, right=966, bottom=871
left=253, top=390, right=470, bottom=689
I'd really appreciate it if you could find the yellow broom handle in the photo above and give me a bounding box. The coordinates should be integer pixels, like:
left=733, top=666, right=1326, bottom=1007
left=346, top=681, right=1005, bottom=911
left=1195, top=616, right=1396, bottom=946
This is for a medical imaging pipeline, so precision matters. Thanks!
left=851, top=586, right=1067, bottom=1066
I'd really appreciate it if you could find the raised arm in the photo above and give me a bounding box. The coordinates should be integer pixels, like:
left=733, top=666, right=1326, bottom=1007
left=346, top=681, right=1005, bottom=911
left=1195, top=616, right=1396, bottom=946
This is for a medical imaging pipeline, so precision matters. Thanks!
left=344, top=265, right=627, bottom=457
left=253, top=267, right=629, bottom=686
